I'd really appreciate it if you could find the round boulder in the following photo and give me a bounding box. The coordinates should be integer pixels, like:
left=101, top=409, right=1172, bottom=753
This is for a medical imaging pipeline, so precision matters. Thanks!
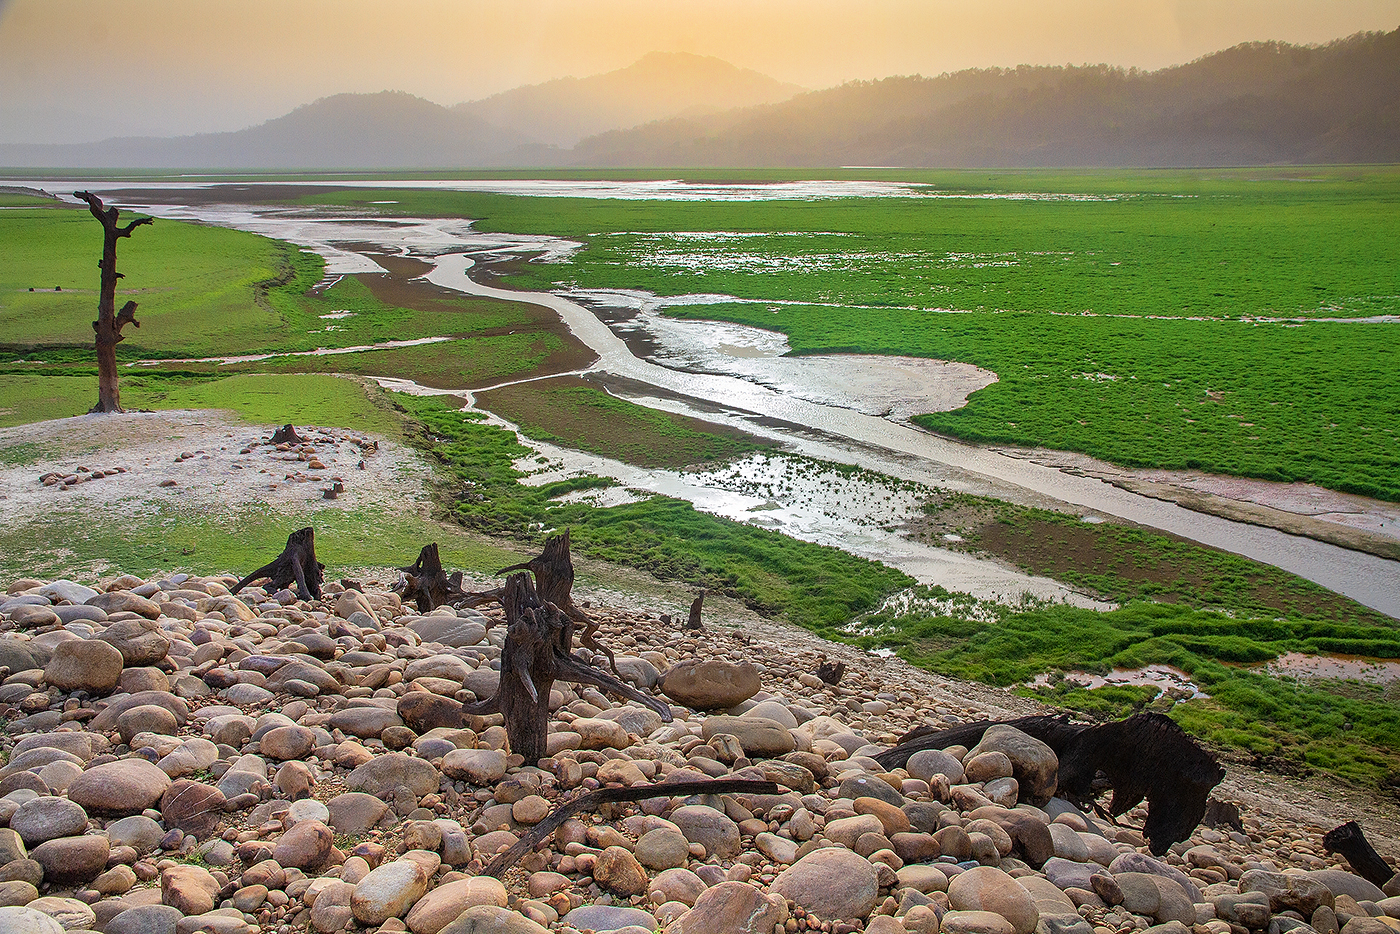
left=43, top=638, right=124, bottom=695
left=771, top=847, right=879, bottom=922
left=67, top=759, right=171, bottom=814
left=660, top=659, right=761, bottom=710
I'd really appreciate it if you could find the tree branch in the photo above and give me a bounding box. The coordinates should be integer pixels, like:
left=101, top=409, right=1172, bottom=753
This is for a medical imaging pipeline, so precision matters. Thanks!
left=114, top=301, right=140, bottom=341
left=118, top=215, right=154, bottom=238
left=481, top=778, right=782, bottom=877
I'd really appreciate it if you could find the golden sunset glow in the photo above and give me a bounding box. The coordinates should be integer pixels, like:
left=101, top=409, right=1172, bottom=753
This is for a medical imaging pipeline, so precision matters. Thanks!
left=2, top=0, right=1398, bottom=142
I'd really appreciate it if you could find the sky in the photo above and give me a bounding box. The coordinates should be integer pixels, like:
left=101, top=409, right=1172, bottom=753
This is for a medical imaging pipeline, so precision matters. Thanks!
left=2, top=0, right=1398, bottom=144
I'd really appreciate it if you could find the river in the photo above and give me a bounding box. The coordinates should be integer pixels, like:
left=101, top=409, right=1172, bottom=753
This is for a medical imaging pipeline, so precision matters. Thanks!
left=23, top=180, right=1400, bottom=618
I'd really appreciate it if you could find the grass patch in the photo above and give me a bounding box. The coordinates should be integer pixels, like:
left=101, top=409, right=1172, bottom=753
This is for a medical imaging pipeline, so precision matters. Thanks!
left=476, top=377, right=771, bottom=468
left=402, top=394, right=911, bottom=632
left=300, top=170, right=1400, bottom=500
left=914, top=492, right=1391, bottom=624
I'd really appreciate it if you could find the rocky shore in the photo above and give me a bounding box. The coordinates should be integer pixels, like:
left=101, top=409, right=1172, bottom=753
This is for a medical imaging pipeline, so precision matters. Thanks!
left=0, top=570, right=1397, bottom=934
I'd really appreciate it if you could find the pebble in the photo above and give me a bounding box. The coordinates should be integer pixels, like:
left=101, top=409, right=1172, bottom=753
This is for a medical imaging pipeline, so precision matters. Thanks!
left=0, top=571, right=1378, bottom=934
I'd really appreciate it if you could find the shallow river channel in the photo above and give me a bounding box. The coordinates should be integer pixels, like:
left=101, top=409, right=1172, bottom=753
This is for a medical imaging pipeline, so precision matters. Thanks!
left=37, top=182, right=1400, bottom=618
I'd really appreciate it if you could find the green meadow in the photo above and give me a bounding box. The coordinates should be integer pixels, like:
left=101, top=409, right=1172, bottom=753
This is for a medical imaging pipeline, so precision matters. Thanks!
left=5, top=174, right=1400, bottom=792
left=301, top=167, right=1400, bottom=499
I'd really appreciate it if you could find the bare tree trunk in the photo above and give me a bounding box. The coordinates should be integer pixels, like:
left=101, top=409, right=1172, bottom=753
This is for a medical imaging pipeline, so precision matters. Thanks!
left=462, top=573, right=671, bottom=765
left=394, top=543, right=468, bottom=613
left=74, top=191, right=151, bottom=414
left=498, top=529, right=618, bottom=674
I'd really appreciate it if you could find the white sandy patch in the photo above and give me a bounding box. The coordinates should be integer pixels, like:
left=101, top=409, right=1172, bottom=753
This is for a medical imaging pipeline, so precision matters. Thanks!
left=0, top=409, right=434, bottom=523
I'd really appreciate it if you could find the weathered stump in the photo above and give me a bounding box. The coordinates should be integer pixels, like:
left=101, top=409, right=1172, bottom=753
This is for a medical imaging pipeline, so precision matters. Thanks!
left=875, top=712, right=1224, bottom=856
left=1324, top=821, right=1397, bottom=887
left=462, top=573, right=670, bottom=765
left=497, top=529, right=618, bottom=674
left=270, top=424, right=305, bottom=445
left=394, top=543, right=467, bottom=613
left=684, top=590, right=706, bottom=631
left=815, top=653, right=846, bottom=685
left=231, top=527, right=324, bottom=601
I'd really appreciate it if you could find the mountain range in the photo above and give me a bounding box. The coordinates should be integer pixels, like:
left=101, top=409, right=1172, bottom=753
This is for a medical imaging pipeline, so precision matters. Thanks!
left=3, top=30, right=1397, bottom=169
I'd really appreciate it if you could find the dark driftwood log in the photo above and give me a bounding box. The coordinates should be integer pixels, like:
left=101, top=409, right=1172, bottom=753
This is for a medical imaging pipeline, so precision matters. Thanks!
left=74, top=191, right=152, bottom=414
left=394, top=543, right=468, bottom=613
left=1324, top=821, right=1397, bottom=887
left=231, top=527, right=324, bottom=601
left=461, top=573, right=671, bottom=765
left=875, top=712, right=1224, bottom=856
left=685, top=591, right=706, bottom=631
left=497, top=529, right=618, bottom=674
left=270, top=424, right=305, bottom=445
left=482, top=778, right=782, bottom=877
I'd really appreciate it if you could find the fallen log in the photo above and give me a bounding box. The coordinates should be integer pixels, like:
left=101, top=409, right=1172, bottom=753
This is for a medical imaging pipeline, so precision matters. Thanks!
left=393, top=543, right=468, bottom=613
left=482, top=778, right=782, bottom=877
left=1324, top=821, right=1397, bottom=888
left=497, top=529, right=617, bottom=674
left=231, top=527, right=324, bottom=601
left=875, top=712, right=1224, bottom=856
left=460, top=573, right=671, bottom=764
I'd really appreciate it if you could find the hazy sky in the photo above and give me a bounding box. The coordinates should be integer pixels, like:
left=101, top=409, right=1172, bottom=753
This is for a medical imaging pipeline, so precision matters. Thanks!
left=2, top=0, right=1398, bottom=143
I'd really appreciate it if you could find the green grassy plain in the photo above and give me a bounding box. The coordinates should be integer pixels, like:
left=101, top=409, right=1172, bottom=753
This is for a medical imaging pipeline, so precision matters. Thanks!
left=475, top=377, right=771, bottom=468
left=300, top=168, right=1400, bottom=499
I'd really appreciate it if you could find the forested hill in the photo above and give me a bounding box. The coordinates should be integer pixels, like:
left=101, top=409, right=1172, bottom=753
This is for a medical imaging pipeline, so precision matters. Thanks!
left=573, top=29, right=1400, bottom=167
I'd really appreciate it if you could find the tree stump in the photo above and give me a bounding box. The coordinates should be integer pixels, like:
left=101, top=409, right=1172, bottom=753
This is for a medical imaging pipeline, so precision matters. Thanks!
left=231, top=527, right=324, bottom=601
left=270, top=424, right=305, bottom=445
left=815, top=653, right=846, bottom=685
left=684, top=590, right=706, bottom=631
left=394, top=543, right=468, bottom=613
left=497, top=529, right=618, bottom=674
left=1324, top=821, right=1397, bottom=887
left=462, top=573, right=671, bottom=765
left=74, top=191, right=152, bottom=413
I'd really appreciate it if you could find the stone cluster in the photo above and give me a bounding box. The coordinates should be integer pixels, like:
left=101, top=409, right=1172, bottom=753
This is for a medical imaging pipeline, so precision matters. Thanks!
left=0, top=571, right=1397, bottom=934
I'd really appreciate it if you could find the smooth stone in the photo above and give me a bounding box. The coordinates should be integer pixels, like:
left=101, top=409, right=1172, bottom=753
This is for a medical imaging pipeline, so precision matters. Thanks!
left=67, top=759, right=171, bottom=814
left=404, top=876, right=507, bottom=934
left=670, top=804, right=741, bottom=859
left=0, top=905, right=65, bottom=934
left=660, top=659, right=761, bottom=710
left=439, top=906, right=550, bottom=934
left=351, top=857, right=432, bottom=924
left=947, top=864, right=1040, bottom=934
left=346, top=753, right=440, bottom=796
left=10, top=796, right=88, bottom=845
left=43, top=638, right=124, bottom=695
left=771, top=847, right=879, bottom=922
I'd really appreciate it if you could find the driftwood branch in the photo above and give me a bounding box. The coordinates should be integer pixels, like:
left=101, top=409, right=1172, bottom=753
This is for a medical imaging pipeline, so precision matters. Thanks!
left=1324, top=821, right=1397, bottom=887
left=875, top=712, right=1224, bottom=856
left=232, top=527, right=324, bottom=601
left=482, top=778, right=782, bottom=877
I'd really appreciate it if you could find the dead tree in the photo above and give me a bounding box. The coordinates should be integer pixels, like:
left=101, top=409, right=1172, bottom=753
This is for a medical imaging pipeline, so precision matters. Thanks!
left=270, top=424, right=305, bottom=445
left=874, top=712, right=1224, bottom=856
left=1324, top=821, right=1397, bottom=887
left=461, top=573, right=671, bottom=764
left=231, top=527, right=324, bottom=601
left=684, top=590, right=706, bottom=631
left=497, top=529, right=618, bottom=674
left=73, top=191, right=152, bottom=414
left=394, top=543, right=468, bottom=613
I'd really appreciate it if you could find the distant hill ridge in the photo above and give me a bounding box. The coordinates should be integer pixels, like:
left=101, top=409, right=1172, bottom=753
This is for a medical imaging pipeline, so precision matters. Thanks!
left=2, top=30, right=1395, bottom=169
left=577, top=29, right=1400, bottom=166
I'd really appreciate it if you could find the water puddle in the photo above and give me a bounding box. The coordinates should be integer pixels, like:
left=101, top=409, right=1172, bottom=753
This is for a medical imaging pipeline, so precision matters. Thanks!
left=1255, top=652, right=1400, bottom=684
left=1024, top=664, right=1209, bottom=699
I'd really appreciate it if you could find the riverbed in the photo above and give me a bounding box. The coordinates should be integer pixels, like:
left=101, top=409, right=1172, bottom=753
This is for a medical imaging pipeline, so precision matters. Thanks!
left=21, top=180, right=1400, bottom=618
